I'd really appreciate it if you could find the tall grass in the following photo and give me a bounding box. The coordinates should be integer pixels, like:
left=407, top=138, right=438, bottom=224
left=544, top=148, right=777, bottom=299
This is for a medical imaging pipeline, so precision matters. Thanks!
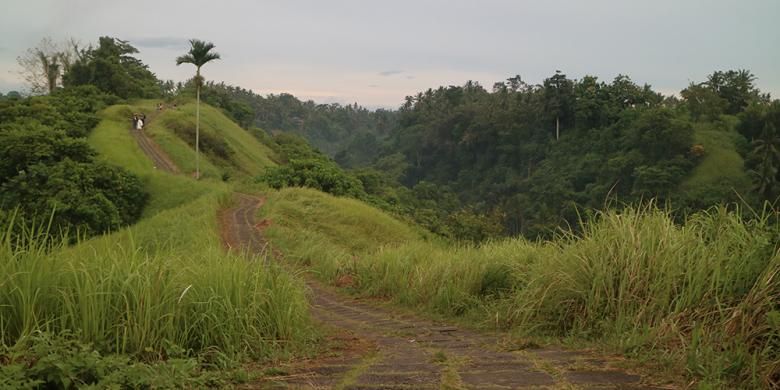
left=262, top=188, right=779, bottom=387
left=0, top=193, right=313, bottom=361
left=511, top=205, right=779, bottom=387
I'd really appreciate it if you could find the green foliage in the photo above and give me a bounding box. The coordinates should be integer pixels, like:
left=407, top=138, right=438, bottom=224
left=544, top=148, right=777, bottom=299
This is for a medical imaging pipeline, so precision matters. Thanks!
left=0, top=332, right=249, bottom=389
left=189, top=81, right=397, bottom=157
left=175, top=39, right=221, bottom=86
left=261, top=159, right=365, bottom=198
left=0, top=123, right=94, bottom=179
left=0, top=93, right=147, bottom=238
left=681, top=69, right=766, bottom=120
left=0, top=85, right=114, bottom=138
left=445, top=208, right=504, bottom=243
left=342, top=70, right=774, bottom=238
left=2, top=160, right=146, bottom=236
left=259, top=134, right=366, bottom=198
left=163, top=114, right=234, bottom=161
left=737, top=102, right=780, bottom=201
left=63, top=37, right=161, bottom=99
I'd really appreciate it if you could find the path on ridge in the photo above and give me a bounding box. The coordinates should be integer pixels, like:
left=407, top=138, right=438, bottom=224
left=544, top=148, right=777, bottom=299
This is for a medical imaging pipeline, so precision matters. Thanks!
left=129, top=114, right=180, bottom=174
left=221, top=194, right=671, bottom=390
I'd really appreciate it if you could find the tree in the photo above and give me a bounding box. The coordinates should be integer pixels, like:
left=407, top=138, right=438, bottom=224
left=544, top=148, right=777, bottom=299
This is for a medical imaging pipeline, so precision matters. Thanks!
left=680, top=82, right=727, bottom=121
left=176, top=39, right=221, bottom=179
left=64, top=37, right=160, bottom=99
left=543, top=71, right=575, bottom=140
left=16, top=37, right=78, bottom=95
left=749, top=123, right=780, bottom=201
left=707, top=70, right=759, bottom=115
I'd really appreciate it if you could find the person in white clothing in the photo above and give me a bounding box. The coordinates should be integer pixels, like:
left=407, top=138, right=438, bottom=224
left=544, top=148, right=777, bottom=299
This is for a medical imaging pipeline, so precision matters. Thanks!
left=136, top=118, right=144, bottom=130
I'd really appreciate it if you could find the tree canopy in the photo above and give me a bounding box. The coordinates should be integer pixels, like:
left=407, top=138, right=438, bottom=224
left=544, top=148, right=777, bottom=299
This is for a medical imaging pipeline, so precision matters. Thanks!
left=63, top=37, right=161, bottom=99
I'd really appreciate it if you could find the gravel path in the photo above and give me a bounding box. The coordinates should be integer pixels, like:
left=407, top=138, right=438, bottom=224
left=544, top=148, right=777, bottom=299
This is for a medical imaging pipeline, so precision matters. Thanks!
left=129, top=118, right=180, bottom=174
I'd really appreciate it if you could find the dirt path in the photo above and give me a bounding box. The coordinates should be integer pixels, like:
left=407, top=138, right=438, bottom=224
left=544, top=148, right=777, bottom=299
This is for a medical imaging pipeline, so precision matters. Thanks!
left=222, top=194, right=672, bottom=389
left=129, top=116, right=180, bottom=174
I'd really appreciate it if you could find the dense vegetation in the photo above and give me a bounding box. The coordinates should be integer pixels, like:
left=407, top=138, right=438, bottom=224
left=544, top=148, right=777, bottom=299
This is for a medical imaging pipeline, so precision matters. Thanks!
left=208, top=70, right=778, bottom=240
left=367, top=71, right=775, bottom=237
left=0, top=85, right=146, bottom=237
left=0, top=187, right=312, bottom=388
left=188, top=81, right=395, bottom=160
left=64, top=37, right=163, bottom=99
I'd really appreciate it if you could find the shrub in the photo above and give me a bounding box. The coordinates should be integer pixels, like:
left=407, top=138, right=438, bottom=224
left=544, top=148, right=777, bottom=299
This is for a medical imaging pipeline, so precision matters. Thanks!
left=259, top=159, right=366, bottom=198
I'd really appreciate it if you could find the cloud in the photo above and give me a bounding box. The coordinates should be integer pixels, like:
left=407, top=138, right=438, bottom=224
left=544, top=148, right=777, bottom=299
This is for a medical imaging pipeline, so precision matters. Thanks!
left=378, top=70, right=403, bottom=76
left=130, top=37, right=189, bottom=50
left=368, top=84, right=379, bottom=88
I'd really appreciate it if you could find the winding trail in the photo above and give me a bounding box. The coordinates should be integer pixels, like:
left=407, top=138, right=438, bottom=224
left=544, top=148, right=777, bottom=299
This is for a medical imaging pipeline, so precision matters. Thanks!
left=129, top=115, right=180, bottom=174
left=221, top=194, right=672, bottom=389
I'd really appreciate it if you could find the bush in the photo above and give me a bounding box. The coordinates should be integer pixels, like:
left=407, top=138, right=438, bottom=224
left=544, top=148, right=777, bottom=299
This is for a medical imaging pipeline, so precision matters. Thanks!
left=0, top=95, right=148, bottom=238
left=0, top=332, right=238, bottom=389
left=259, top=158, right=366, bottom=198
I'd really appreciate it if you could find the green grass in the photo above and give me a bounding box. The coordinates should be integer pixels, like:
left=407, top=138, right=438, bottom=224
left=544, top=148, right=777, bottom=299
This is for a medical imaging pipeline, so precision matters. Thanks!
left=680, top=118, right=752, bottom=198
left=0, top=191, right=314, bottom=359
left=259, top=187, right=429, bottom=282
left=0, top=102, right=313, bottom=387
left=146, top=100, right=277, bottom=179
left=261, top=188, right=780, bottom=388
left=89, top=103, right=228, bottom=217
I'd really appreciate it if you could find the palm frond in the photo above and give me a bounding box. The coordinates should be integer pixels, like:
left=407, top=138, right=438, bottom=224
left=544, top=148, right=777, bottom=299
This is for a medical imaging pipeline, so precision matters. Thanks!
left=176, top=39, right=221, bottom=68
left=175, top=54, right=196, bottom=66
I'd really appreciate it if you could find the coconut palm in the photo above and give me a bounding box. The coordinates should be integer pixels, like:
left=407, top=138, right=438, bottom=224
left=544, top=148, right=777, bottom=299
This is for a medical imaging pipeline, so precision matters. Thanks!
left=750, top=123, right=780, bottom=200
left=176, top=39, right=220, bottom=179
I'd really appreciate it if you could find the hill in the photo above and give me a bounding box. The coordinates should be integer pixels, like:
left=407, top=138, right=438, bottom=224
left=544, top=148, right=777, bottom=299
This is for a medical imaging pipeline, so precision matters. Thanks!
left=678, top=117, right=753, bottom=206
left=88, top=99, right=282, bottom=216
left=2, top=96, right=318, bottom=387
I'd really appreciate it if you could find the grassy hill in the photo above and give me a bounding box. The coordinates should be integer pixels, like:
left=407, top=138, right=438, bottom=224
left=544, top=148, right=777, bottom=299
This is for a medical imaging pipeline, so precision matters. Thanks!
left=1, top=102, right=313, bottom=387
left=679, top=117, right=753, bottom=204
left=148, top=100, right=280, bottom=177
left=88, top=100, right=280, bottom=216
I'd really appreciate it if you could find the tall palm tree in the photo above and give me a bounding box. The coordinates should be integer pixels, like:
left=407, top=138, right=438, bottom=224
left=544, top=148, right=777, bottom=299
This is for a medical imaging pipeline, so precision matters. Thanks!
left=176, top=39, right=220, bottom=179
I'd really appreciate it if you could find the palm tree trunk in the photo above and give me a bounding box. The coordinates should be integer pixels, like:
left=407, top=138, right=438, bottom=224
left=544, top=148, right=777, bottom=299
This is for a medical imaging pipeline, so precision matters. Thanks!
left=196, top=84, right=201, bottom=179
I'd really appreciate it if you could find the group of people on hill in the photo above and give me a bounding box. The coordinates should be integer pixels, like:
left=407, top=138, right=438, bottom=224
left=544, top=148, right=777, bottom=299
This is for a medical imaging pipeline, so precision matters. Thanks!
left=131, top=102, right=180, bottom=130
left=156, top=102, right=178, bottom=111
left=132, top=113, right=146, bottom=130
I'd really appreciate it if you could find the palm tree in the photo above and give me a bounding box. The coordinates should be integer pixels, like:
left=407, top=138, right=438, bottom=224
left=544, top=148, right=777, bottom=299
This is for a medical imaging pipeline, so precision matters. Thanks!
left=750, top=123, right=780, bottom=200
left=176, top=39, right=220, bottom=179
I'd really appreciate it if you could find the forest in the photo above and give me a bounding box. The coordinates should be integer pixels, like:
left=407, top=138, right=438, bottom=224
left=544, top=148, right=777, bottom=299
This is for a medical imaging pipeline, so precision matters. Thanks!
left=206, top=70, right=779, bottom=240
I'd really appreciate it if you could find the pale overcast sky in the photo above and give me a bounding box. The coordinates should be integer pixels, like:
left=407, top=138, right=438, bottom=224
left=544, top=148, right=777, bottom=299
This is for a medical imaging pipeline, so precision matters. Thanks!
left=1, top=0, right=778, bottom=108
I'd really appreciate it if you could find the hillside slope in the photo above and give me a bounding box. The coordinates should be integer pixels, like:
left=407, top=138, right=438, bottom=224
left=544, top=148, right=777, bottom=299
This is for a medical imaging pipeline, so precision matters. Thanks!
left=88, top=100, right=282, bottom=216
left=678, top=118, right=752, bottom=205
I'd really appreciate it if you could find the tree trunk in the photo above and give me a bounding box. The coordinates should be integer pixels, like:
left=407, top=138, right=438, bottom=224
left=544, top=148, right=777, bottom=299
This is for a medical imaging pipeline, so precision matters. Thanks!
left=196, top=84, right=201, bottom=179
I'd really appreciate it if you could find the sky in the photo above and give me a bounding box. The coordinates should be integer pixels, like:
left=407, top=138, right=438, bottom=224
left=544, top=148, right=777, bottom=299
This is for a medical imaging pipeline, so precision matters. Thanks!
left=1, top=0, right=778, bottom=108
